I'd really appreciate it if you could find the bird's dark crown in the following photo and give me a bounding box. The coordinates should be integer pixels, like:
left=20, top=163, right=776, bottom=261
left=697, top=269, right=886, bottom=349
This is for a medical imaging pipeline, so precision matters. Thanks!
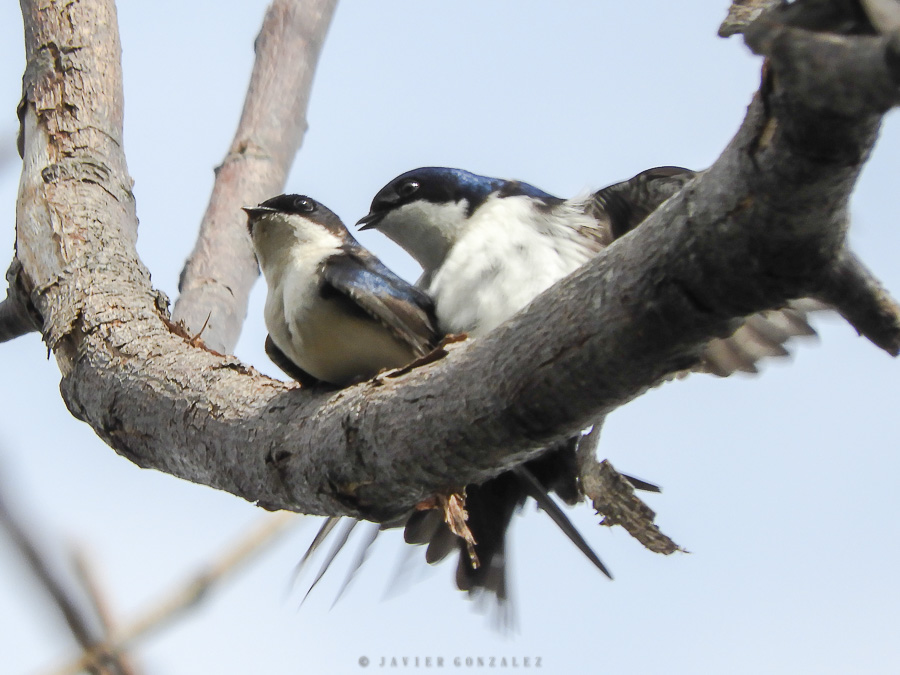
left=359, top=167, right=561, bottom=228
left=253, top=194, right=349, bottom=237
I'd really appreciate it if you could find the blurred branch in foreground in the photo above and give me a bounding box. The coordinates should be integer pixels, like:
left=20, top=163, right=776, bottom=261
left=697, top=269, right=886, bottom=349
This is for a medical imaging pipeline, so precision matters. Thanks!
left=42, top=511, right=299, bottom=675
left=0, top=471, right=140, bottom=675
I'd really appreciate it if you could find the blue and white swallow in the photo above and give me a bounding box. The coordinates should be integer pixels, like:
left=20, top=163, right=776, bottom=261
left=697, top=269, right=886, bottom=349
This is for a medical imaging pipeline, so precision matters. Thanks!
left=358, top=165, right=818, bottom=373
left=355, top=165, right=820, bottom=605
left=245, top=193, right=438, bottom=387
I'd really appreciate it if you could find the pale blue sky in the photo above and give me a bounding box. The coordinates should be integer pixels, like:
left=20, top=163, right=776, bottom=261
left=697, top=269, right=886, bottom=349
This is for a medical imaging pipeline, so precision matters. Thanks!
left=1, top=3, right=899, bottom=674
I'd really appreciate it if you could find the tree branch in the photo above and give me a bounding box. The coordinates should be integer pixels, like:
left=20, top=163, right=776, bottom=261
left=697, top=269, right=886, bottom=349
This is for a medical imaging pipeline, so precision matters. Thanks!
left=171, top=0, right=338, bottom=353
left=70, top=550, right=143, bottom=675
left=12, top=1, right=899, bottom=527
left=719, top=0, right=781, bottom=37
left=818, top=249, right=900, bottom=352
left=580, top=458, right=684, bottom=555
left=861, top=0, right=900, bottom=33
left=0, top=477, right=137, bottom=675
left=43, top=513, right=296, bottom=675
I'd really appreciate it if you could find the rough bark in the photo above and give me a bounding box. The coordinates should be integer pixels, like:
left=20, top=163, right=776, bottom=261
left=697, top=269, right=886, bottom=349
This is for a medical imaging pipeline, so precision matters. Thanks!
left=10, top=1, right=900, bottom=524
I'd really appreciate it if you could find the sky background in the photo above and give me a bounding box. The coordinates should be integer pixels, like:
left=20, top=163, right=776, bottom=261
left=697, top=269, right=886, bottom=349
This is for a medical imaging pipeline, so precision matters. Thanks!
left=1, top=2, right=899, bottom=674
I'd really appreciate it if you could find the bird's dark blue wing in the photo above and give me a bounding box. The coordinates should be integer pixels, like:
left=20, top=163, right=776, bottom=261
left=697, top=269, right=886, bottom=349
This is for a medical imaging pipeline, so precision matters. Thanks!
left=319, top=247, right=439, bottom=356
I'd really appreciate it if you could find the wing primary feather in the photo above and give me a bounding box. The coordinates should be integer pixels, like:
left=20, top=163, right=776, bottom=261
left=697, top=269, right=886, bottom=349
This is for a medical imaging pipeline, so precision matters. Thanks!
left=290, top=516, right=341, bottom=590
left=512, top=465, right=612, bottom=579
left=330, top=523, right=381, bottom=609
left=619, top=473, right=662, bottom=493
left=299, top=518, right=358, bottom=606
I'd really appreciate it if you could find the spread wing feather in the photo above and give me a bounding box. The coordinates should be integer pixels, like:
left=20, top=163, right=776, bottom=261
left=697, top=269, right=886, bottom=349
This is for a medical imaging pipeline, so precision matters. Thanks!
left=590, top=168, right=827, bottom=377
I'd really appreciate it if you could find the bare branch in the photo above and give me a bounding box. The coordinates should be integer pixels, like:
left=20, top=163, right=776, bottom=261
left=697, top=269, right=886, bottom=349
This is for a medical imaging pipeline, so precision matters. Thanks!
left=172, top=0, right=338, bottom=353
left=580, top=459, right=684, bottom=555
left=816, top=249, right=900, bottom=353
left=43, top=513, right=297, bottom=675
left=719, top=0, right=781, bottom=37
left=12, top=0, right=899, bottom=529
left=0, top=479, right=135, bottom=675
left=744, top=7, right=899, bottom=116
left=861, top=0, right=900, bottom=33
left=71, top=550, right=143, bottom=675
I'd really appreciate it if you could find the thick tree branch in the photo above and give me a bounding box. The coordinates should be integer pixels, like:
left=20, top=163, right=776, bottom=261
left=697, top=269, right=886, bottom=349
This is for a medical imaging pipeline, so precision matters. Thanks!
left=11, top=1, right=899, bottom=526
left=172, top=0, right=337, bottom=353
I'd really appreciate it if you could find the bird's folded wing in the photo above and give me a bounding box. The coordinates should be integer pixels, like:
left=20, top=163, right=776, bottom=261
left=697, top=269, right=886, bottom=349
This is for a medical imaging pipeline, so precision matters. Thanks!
left=320, top=249, right=439, bottom=356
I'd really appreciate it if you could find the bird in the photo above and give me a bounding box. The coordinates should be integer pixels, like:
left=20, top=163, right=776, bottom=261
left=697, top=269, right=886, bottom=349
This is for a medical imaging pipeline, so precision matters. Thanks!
left=246, top=193, right=626, bottom=622
left=246, top=193, right=615, bottom=621
left=244, top=193, right=438, bottom=387
left=355, top=165, right=821, bottom=605
left=357, top=165, right=819, bottom=374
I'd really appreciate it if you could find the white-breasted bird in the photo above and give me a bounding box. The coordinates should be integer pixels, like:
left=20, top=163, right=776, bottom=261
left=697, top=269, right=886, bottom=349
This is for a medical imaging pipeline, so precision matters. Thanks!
left=357, top=166, right=817, bottom=375
left=245, top=193, right=438, bottom=387
left=355, top=165, right=820, bottom=602
left=246, top=193, right=620, bottom=618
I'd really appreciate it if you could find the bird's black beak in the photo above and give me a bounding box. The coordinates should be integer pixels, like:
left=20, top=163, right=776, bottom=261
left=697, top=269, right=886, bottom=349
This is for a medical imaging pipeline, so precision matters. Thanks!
left=243, top=205, right=276, bottom=235
left=356, top=211, right=383, bottom=230
left=242, top=205, right=276, bottom=218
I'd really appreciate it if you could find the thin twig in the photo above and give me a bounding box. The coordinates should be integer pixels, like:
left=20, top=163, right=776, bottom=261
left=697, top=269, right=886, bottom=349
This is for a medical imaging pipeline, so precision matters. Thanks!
left=0, top=480, right=133, bottom=675
left=42, top=512, right=298, bottom=675
left=71, top=549, right=143, bottom=675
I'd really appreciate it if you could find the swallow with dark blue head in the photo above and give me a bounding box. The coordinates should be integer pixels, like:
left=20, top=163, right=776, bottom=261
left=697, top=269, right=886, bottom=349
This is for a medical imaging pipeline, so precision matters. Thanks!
left=245, top=193, right=618, bottom=625
left=245, top=193, right=438, bottom=388
left=354, top=165, right=822, bottom=609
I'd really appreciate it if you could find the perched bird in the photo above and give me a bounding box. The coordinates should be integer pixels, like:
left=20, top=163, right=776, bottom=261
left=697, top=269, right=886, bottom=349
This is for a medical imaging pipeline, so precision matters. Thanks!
left=356, top=165, right=820, bottom=604
left=246, top=194, right=609, bottom=618
left=246, top=194, right=622, bottom=620
left=244, top=193, right=438, bottom=387
left=358, top=165, right=818, bottom=374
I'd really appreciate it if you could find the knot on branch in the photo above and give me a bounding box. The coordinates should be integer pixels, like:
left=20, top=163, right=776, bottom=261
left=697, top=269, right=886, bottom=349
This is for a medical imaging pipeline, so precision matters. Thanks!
left=742, top=0, right=900, bottom=116
left=0, top=258, right=43, bottom=342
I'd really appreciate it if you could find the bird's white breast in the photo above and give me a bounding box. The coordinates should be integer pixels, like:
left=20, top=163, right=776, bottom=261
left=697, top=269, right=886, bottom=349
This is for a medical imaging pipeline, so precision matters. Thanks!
left=427, top=195, right=599, bottom=336
left=261, top=241, right=416, bottom=386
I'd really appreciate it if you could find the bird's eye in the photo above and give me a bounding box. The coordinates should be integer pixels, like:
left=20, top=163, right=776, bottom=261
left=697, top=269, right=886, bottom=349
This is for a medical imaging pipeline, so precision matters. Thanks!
left=397, top=180, right=420, bottom=199
left=294, top=197, right=316, bottom=213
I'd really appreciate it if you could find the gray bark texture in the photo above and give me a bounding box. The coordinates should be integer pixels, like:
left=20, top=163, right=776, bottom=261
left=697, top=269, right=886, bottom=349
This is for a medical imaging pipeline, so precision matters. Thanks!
left=8, top=0, right=900, bottom=523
